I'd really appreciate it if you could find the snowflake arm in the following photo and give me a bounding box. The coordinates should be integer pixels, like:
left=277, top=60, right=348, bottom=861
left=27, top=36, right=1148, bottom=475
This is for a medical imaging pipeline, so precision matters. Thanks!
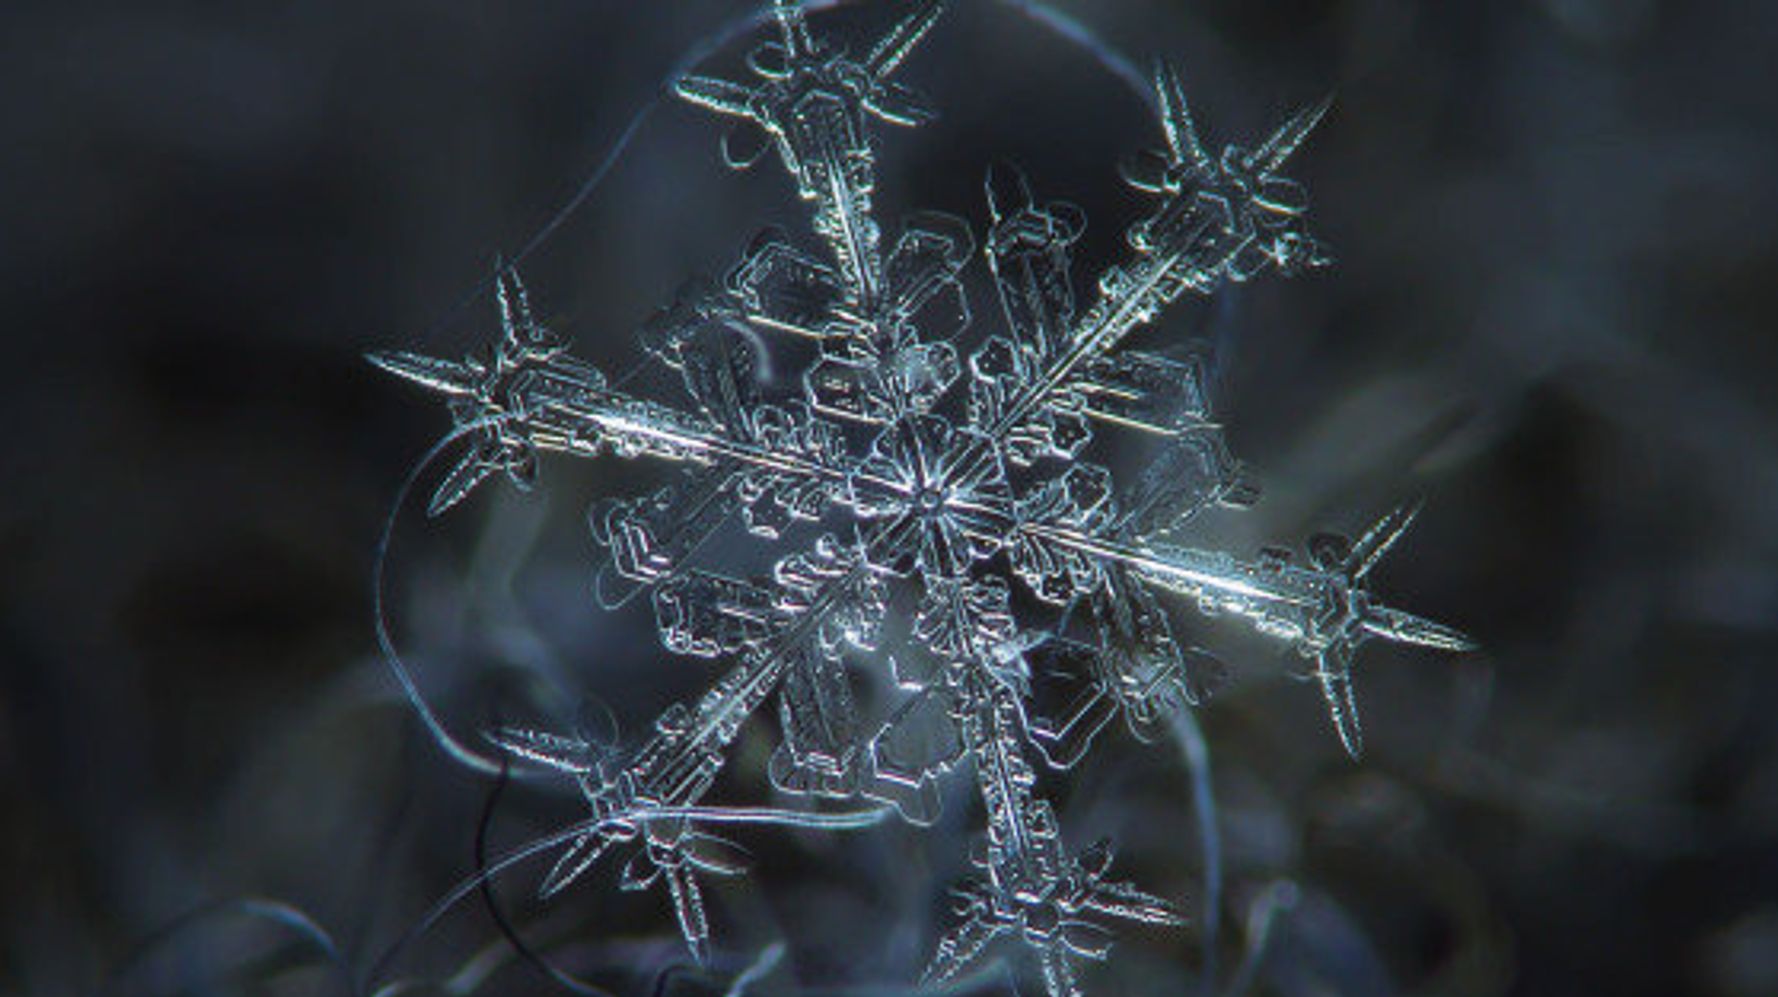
left=480, top=519, right=907, bottom=959
left=973, top=61, right=1332, bottom=468
left=677, top=0, right=946, bottom=336
left=1016, top=503, right=1477, bottom=758
left=922, top=677, right=1184, bottom=994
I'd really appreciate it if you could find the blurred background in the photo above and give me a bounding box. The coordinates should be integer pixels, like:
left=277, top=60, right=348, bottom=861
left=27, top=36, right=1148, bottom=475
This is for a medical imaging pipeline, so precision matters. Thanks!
left=4, top=0, right=1776, bottom=994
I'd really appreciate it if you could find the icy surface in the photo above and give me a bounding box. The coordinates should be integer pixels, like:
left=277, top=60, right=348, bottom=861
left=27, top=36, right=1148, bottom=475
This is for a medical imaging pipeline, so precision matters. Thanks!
left=370, top=3, right=1472, bottom=993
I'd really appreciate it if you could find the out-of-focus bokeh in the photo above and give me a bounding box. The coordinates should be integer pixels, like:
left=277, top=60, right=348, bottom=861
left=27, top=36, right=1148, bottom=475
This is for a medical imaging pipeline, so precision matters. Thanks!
left=3, top=1, right=1775, bottom=994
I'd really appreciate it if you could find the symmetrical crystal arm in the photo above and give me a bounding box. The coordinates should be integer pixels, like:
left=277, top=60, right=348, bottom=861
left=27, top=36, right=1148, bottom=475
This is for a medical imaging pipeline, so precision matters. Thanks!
left=1024, top=518, right=1473, bottom=654
left=965, top=678, right=1066, bottom=890
left=617, top=522, right=909, bottom=806
left=957, top=60, right=1331, bottom=486
left=924, top=675, right=1183, bottom=994
left=367, top=280, right=961, bottom=525
left=371, top=344, right=839, bottom=473
left=676, top=1, right=947, bottom=332
left=1019, top=507, right=1474, bottom=758
left=485, top=521, right=910, bottom=960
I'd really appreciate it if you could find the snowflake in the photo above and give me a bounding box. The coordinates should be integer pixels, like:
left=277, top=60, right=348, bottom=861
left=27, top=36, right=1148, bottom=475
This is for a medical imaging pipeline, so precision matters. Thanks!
left=370, top=2, right=1473, bottom=994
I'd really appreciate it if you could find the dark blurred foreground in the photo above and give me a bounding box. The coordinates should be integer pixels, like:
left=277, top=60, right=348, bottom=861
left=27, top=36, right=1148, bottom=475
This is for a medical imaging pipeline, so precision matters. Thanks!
left=3, top=1, right=1776, bottom=995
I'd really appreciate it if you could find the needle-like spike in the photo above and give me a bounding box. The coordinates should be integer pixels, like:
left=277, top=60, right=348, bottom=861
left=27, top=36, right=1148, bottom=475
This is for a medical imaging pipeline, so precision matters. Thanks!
left=1361, top=606, right=1478, bottom=652
left=1248, top=92, right=1333, bottom=178
left=866, top=0, right=945, bottom=80
left=675, top=74, right=757, bottom=120
left=921, top=910, right=1001, bottom=986
left=772, top=0, right=814, bottom=60
left=681, top=832, right=753, bottom=877
left=863, top=79, right=938, bottom=126
left=494, top=260, right=544, bottom=352
left=428, top=447, right=501, bottom=517
left=538, top=833, right=613, bottom=900
left=1080, top=886, right=1178, bottom=928
left=483, top=725, right=595, bottom=774
left=666, top=866, right=712, bottom=965
left=364, top=350, right=478, bottom=397
left=1317, top=644, right=1363, bottom=760
left=1152, top=59, right=1208, bottom=171
left=1343, top=498, right=1424, bottom=582
left=984, top=160, right=1035, bottom=224
left=1083, top=879, right=1187, bottom=926
left=619, top=849, right=663, bottom=892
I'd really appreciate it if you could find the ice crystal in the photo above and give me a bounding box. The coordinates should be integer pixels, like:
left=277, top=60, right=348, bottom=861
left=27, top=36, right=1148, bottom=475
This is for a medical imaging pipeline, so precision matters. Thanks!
left=371, top=2, right=1474, bottom=993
